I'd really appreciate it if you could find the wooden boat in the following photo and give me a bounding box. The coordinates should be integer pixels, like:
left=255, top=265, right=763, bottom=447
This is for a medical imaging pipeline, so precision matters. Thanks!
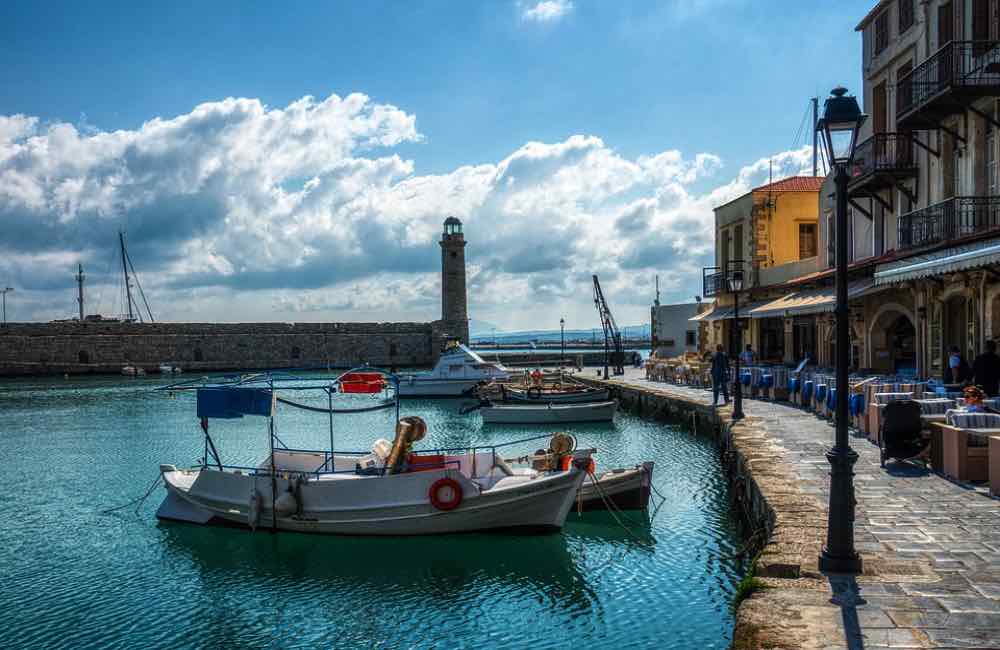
left=502, top=385, right=610, bottom=404
left=480, top=400, right=617, bottom=424
left=577, top=462, right=654, bottom=511
left=155, top=368, right=595, bottom=535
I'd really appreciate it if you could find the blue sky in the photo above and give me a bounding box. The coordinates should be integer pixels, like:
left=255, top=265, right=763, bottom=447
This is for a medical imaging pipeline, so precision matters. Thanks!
left=0, top=0, right=872, bottom=329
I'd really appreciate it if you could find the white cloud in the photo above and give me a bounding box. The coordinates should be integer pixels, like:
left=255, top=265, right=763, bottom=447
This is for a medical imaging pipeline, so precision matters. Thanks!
left=520, top=0, right=574, bottom=23
left=0, top=93, right=817, bottom=329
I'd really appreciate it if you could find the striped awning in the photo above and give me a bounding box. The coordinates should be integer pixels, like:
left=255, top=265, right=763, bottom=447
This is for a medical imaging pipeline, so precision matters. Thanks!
left=749, top=279, right=877, bottom=319
left=875, top=238, right=1000, bottom=285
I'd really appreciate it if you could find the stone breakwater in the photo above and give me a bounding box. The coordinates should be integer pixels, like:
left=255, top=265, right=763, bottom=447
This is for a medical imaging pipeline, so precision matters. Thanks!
left=0, top=321, right=452, bottom=376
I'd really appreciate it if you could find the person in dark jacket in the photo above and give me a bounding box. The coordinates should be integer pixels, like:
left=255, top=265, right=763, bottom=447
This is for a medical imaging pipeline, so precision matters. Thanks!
left=711, top=344, right=729, bottom=406
left=973, top=340, right=1000, bottom=396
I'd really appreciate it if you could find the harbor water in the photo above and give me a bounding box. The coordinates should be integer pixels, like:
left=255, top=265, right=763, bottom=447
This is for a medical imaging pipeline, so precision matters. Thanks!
left=0, top=375, right=747, bottom=649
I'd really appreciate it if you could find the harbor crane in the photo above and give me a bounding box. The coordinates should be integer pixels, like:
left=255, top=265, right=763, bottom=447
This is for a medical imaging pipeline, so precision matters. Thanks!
left=592, top=275, right=625, bottom=379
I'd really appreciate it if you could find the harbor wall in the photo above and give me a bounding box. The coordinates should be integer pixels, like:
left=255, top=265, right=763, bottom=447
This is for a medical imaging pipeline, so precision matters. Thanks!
left=0, top=321, right=446, bottom=376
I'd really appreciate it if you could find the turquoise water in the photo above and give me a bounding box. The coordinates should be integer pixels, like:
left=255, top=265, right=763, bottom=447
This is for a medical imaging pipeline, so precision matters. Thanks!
left=0, top=375, right=746, bottom=649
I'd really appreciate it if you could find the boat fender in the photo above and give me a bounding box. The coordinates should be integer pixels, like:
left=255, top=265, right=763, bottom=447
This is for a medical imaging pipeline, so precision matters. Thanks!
left=428, top=477, right=463, bottom=511
left=248, top=488, right=261, bottom=532
left=527, top=386, right=542, bottom=400
left=274, top=484, right=298, bottom=518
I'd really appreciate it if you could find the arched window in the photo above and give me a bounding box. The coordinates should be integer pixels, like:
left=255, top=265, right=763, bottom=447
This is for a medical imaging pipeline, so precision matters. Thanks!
left=291, top=346, right=301, bottom=360
left=389, top=343, right=399, bottom=357
left=78, top=350, right=90, bottom=364
left=193, top=348, right=204, bottom=362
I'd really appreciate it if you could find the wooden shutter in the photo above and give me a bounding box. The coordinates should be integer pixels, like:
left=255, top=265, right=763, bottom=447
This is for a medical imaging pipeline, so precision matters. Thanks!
left=939, top=2, right=954, bottom=46
left=874, top=81, right=887, bottom=134
left=974, top=0, right=990, bottom=41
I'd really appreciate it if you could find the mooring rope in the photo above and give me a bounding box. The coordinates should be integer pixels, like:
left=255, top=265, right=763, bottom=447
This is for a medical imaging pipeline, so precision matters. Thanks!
left=101, top=474, right=163, bottom=515
left=586, top=470, right=655, bottom=548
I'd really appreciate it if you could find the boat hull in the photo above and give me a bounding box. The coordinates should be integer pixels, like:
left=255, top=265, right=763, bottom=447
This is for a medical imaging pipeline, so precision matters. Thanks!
left=157, top=465, right=587, bottom=536
left=395, top=378, right=483, bottom=397
left=481, top=400, right=617, bottom=424
left=577, top=462, right=654, bottom=511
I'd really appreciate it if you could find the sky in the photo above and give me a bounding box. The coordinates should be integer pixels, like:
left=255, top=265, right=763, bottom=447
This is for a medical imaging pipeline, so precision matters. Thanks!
left=0, top=0, right=871, bottom=331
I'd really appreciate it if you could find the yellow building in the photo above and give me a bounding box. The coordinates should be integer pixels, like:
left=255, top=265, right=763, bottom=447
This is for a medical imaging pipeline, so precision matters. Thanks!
left=700, top=176, right=824, bottom=362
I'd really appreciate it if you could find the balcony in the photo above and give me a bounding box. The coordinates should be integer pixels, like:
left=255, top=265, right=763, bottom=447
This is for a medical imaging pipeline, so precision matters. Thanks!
left=897, top=40, right=1000, bottom=130
left=897, top=196, right=1000, bottom=251
left=703, top=267, right=726, bottom=298
left=848, top=133, right=917, bottom=195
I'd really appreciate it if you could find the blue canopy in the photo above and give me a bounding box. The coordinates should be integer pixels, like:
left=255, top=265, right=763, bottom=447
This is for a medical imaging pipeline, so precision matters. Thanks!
left=196, top=388, right=274, bottom=419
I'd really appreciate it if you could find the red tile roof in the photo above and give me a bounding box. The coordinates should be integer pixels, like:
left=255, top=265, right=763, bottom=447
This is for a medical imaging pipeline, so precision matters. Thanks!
left=752, top=176, right=825, bottom=193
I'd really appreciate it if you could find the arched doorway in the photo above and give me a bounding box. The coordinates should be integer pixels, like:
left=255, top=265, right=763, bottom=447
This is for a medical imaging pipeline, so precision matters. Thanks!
left=868, top=306, right=916, bottom=374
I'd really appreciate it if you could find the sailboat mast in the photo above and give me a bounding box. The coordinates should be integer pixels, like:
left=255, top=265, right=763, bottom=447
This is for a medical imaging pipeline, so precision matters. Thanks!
left=76, top=263, right=85, bottom=321
left=119, top=232, right=134, bottom=322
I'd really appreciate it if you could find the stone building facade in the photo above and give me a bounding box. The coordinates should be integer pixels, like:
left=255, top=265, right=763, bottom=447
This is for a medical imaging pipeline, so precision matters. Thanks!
left=0, top=219, right=471, bottom=376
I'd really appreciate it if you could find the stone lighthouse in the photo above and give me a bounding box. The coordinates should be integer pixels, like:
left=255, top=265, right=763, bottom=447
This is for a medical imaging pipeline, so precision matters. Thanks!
left=440, top=216, right=469, bottom=344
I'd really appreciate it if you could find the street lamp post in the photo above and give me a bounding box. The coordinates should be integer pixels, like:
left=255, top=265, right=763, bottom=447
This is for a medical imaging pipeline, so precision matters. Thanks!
left=727, top=262, right=745, bottom=421
left=816, top=86, right=866, bottom=575
left=560, top=318, right=565, bottom=366
left=0, top=287, right=13, bottom=326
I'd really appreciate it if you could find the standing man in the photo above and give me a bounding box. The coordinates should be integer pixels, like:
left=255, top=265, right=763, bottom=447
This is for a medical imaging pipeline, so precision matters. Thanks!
left=974, top=340, right=1000, bottom=397
left=740, top=344, right=755, bottom=367
left=711, top=344, right=730, bottom=407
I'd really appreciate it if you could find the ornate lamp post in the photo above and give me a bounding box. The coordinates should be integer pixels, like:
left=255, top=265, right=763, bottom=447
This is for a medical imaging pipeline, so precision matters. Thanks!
left=1, top=287, right=13, bottom=326
left=560, top=317, right=565, bottom=366
left=816, top=86, right=866, bottom=575
left=727, top=261, right=745, bottom=421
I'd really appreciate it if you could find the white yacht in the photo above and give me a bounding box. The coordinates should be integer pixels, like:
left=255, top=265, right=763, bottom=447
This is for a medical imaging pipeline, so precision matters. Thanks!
left=396, top=343, right=510, bottom=397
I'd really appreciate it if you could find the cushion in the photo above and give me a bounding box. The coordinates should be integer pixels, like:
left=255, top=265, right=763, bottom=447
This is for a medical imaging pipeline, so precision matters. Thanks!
left=947, top=412, right=1000, bottom=429
left=875, top=392, right=914, bottom=405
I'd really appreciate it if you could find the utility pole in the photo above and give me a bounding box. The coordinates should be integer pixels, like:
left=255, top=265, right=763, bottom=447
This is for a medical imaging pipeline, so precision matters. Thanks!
left=812, top=96, right=819, bottom=176
left=76, top=263, right=85, bottom=321
left=119, top=232, right=134, bottom=322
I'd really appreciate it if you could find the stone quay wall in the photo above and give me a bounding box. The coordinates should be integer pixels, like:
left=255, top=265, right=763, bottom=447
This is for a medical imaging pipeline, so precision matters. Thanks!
left=0, top=321, right=443, bottom=376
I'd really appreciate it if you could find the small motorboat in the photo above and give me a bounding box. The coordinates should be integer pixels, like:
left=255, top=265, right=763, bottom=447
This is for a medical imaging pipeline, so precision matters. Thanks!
left=155, top=368, right=595, bottom=535
left=158, top=364, right=182, bottom=374
left=122, top=365, right=146, bottom=376
left=577, top=462, right=654, bottom=511
left=480, top=400, right=617, bottom=424
left=396, top=342, right=510, bottom=397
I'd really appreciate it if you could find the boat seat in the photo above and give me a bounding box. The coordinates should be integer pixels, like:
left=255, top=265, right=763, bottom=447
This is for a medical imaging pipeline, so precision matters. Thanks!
left=486, top=475, right=537, bottom=491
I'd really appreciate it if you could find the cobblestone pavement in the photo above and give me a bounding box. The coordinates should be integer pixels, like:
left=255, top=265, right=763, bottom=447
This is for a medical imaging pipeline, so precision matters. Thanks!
left=601, top=368, right=1000, bottom=649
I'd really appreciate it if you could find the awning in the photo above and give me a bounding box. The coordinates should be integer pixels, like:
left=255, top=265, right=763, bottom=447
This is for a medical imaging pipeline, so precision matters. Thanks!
left=688, top=306, right=716, bottom=322
left=701, top=301, right=770, bottom=322
left=749, top=279, right=877, bottom=319
left=197, top=388, right=275, bottom=419
left=875, top=238, right=1000, bottom=285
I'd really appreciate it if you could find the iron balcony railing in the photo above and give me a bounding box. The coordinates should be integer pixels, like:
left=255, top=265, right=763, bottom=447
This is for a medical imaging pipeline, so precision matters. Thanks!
left=897, top=40, right=1000, bottom=119
left=703, top=267, right=726, bottom=298
left=849, top=133, right=916, bottom=183
left=897, top=196, right=1000, bottom=250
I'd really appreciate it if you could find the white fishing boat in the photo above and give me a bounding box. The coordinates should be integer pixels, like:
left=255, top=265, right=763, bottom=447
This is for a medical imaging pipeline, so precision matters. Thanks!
left=155, top=368, right=594, bottom=535
left=122, top=365, right=146, bottom=376
left=396, top=342, right=510, bottom=397
left=480, top=400, right=617, bottom=424
left=158, top=363, right=182, bottom=374
left=502, top=385, right=610, bottom=404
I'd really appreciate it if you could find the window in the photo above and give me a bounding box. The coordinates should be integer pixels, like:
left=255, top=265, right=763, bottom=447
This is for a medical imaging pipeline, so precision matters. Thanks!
left=685, top=330, right=696, bottom=347
left=899, top=0, right=914, bottom=33
left=799, top=223, right=817, bottom=259
left=193, top=348, right=203, bottom=362
left=874, top=10, right=889, bottom=55
left=291, top=346, right=301, bottom=359
left=660, top=339, right=676, bottom=348
left=78, top=350, right=89, bottom=364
